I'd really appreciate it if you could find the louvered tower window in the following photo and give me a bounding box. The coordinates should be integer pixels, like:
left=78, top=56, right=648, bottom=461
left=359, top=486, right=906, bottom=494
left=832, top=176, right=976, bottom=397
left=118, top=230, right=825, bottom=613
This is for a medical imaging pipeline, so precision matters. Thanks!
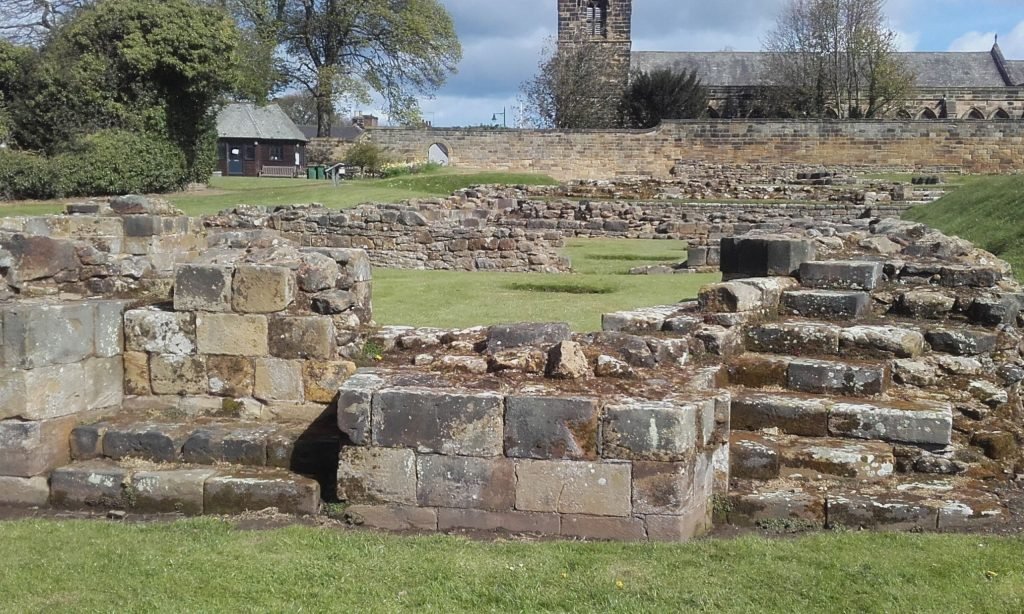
left=584, top=1, right=606, bottom=37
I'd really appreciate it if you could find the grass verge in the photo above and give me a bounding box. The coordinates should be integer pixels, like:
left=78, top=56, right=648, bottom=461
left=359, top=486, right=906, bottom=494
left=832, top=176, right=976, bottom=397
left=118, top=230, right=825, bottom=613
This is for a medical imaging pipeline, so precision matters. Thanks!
left=904, top=175, right=1024, bottom=272
left=0, top=519, right=1021, bottom=612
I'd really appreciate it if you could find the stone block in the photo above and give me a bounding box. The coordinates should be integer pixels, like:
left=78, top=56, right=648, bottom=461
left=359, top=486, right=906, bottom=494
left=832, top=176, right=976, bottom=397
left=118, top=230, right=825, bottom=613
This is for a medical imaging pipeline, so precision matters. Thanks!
left=70, top=422, right=107, bottom=460
left=1, top=302, right=95, bottom=369
left=799, top=261, right=883, bottom=291
left=130, top=468, right=217, bottom=514
left=302, top=360, right=357, bottom=403
left=295, top=252, right=341, bottom=293
left=337, top=371, right=386, bottom=445
left=726, top=488, right=825, bottom=527
left=780, top=439, right=894, bottom=480
left=486, top=322, right=571, bottom=351
left=204, top=469, right=320, bottom=516
left=123, top=352, right=151, bottom=397
left=94, top=301, right=126, bottom=358
left=416, top=455, right=515, bottom=511
left=900, top=291, right=955, bottom=319
left=839, top=326, right=926, bottom=358
left=3, top=235, right=79, bottom=284
left=338, top=447, right=417, bottom=505
left=0, top=412, right=107, bottom=477
left=124, top=309, right=196, bottom=355
left=149, top=354, right=207, bottom=396
left=687, top=246, right=708, bottom=267
left=504, top=396, right=600, bottom=460
left=305, top=247, right=372, bottom=285
left=268, top=316, right=336, bottom=359
left=781, top=290, right=870, bottom=320
left=731, top=393, right=830, bottom=437
left=697, top=282, right=764, bottom=313
left=826, top=491, right=935, bottom=530
left=437, top=508, right=561, bottom=535
left=828, top=401, right=952, bottom=445
left=632, top=461, right=698, bottom=515
left=50, top=461, right=129, bottom=508
left=602, top=400, right=697, bottom=461
left=938, top=265, right=1001, bottom=288
left=196, top=313, right=269, bottom=356
left=546, top=341, right=592, bottom=379
left=0, top=476, right=49, bottom=506
left=372, top=388, right=504, bottom=457
left=729, top=433, right=780, bottom=480
left=253, top=358, right=304, bottom=402
left=560, top=515, right=647, bottom=541
left=206, top=355, right=255, bottom=397
left=83, top=356, right=124, bottom=412
left=745, top=322, right=839, bottom=355
left=646, top=505, right=712, bottom=541
left=925, top=329, right=999, bottom=356
left=727, top=354, right=790, bottom=389
left=787, top=359, right=888, bottom=396
left=720, top=235, right=816, bottom=279
left=968, top=296, right=1020, bottom=327
left=103, top=423, right=191, bottom=462
left=174, top=264, right=233, bottom=312
left=0, top=363, right=86, bottom=421
left=344, top=504, right=438, bottom=531
left=231, top=265, right=296, bottom=313
left=182, top=426, right=271, bottom=466
left=515, top=460, right=631, bottom=517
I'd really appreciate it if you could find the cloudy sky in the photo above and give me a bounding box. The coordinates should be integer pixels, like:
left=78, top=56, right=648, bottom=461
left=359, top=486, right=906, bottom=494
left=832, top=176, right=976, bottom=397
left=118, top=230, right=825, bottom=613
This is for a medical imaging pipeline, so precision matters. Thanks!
left=394, top=0, right=1024, bottom=127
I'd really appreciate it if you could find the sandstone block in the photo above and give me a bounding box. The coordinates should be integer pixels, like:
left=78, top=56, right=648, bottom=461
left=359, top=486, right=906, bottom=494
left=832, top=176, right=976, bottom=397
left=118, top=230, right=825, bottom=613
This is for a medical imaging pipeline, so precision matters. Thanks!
left=504, top=396, right=600, bottom=460
left=253, top=358, right=304, bottom=402
left=124, top=309, right=196, bottom=355
left=268, top=316, right=336, bottom=359
left=697, top=282, right=764, bottom=313
left=196, top=313, right=269, bottom=356
left=0, top=363, right=87, bottom=421
left=437, top=508, right=561, bottom=535
left=731, top=392, right=829, bottom=437
left=337, top=371, right=387, bottom=445
left=344, top=504, right=438, bottom=531
left=295, top=252, right=340, bottom=293
left=720, top=235, right=816, bottom=279
left=489, top=348, right=547, bottom=374
left=545, top=341, right=591, bottom=379
left=0, top=412, right=107, bottom=477
left=372, top=388, right=504, bottom=457
left=515, top=460, right=631, bottom=517
left=0, top=476, right=49, bottom=506
left=726, top=488, right=825, bottom=527
left=826, top=491, right=935, bottom=530
left=130, top=468, right=217, bottom=514
left=745, top=322, right=839, bottom=355
left=70, top=422, right=107, bottom=460
left=787, top=359, right=888, bottom=396
left=925, top=328, right=999, bottom=356
left=2, top=302, right=95, bottom=369
left=486, top=322, right=571, bottom=351
left=231, top=265, right=295, bottom=313
left=730, top=433, right=781, bottom=480
left=94, top=300, right=127, bottom=358
left=828, top=402, right=952, bottom=446
left=302, top=360, right=357, bottom=403
left=123, top=352, right=151, bottom=396
left=560, top=515, right=646, bottom=541
left=799, top=260, right=883, bottom=291
left=632, top=461, right=699, bottom=515
left=602, top=400, right=697, bottom=461
left=174, top=264, right=233, bottom=312
left=149, top=354, right=207, bottom=396
left=338, top=447, right=417, bottom=505
left=646, top=506, right=712, bottom=541
left=103, top=422, right=191, bottom=462
left=900, top=291, right=955, bottom=319
left=182, top=426, right=272, bottom=466
left=781, top=290, right=870, bottom=320
left=83, top=356, right=124, bottom=412
left=3, top=235, right=79, bottom=284
left=839, top=325, right=926, bottom=358
left=416, top=455, right=515, bottom=511
left=780, top=438, right=894, bottom=480
left=204, top=469, right=320, bottom=516
left=206, top=355, right=255, bottom=397
left=50, top=461, right=130, bottom=508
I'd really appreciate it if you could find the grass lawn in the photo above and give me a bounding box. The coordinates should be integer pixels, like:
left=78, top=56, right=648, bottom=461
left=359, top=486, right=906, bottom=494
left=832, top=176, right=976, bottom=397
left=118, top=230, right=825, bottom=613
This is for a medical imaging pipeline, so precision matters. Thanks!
left=373, top=238, right=717, bottom=331
left=0, top=518, right=1021, bottom=612
left=904, top=175, right=1024, bottom=272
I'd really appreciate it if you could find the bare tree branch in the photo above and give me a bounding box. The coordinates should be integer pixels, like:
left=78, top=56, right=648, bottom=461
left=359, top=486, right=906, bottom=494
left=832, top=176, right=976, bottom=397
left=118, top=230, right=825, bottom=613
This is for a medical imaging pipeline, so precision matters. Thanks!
left=0, top=0, right=89, bottom=45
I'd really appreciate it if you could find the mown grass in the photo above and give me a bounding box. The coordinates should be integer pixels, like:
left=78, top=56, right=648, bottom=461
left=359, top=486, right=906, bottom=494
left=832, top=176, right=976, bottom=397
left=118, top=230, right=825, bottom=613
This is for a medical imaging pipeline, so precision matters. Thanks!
left=0, top=519, right=1021, bottom=612
left=373, top=238, right=713, bottom=331
left=904, top=175, right=1024, bottom=272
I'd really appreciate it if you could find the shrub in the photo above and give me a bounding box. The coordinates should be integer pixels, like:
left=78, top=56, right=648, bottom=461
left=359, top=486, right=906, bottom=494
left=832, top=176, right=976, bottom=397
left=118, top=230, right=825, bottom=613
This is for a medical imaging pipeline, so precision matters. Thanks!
left=0, top=149, right=60, bottom=200
left=57, top=130, right=190, bottom=197
left=344, top=141, right=389, bottom=176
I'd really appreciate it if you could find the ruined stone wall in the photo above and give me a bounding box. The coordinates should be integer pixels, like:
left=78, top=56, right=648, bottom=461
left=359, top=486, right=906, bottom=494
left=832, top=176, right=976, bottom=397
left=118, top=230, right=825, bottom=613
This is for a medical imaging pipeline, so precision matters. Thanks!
left=367, top=120, right=1024, bottom=179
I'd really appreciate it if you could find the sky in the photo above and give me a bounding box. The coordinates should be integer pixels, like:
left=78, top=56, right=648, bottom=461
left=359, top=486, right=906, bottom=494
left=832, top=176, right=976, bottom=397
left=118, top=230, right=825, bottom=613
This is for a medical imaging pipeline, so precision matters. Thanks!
left=382, top=0, right=1024, bottom=127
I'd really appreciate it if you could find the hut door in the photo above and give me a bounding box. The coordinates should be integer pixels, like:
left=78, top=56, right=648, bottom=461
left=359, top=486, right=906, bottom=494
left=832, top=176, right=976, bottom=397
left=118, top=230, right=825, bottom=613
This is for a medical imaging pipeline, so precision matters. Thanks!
left=228, top=144, right=243, bottom=175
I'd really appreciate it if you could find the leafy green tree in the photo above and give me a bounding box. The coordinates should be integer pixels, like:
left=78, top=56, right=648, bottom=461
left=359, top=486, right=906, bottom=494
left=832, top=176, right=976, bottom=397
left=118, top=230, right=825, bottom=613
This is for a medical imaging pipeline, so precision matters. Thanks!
left=522, top=37, right=624, bottom=129
left=0, top=41, right=29, bottom=143
left=620, top=68, right=709, bottom=128
left=344, top=141, right=387, bottom=176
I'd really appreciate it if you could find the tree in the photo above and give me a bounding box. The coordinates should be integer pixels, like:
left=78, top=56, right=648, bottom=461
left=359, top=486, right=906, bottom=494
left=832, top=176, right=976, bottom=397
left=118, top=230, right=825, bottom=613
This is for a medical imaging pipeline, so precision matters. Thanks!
left=763, top=0, right=914, bottom=118
left=217, top=0, right=461, bottom=136
left=522, top=37, right=624, bottom=129
left=620, top=68, right=708, bottom=128
left=275, top=91, right=328, bottom=126
left=343, top=141, right=387, bottom=176
left=0, top=0, right=90, bottom=45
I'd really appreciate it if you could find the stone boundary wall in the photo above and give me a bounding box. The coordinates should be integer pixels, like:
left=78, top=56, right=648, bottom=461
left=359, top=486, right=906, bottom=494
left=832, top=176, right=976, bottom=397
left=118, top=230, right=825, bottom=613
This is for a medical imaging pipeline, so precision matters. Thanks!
left=366, top=120, right=1024, bottom=179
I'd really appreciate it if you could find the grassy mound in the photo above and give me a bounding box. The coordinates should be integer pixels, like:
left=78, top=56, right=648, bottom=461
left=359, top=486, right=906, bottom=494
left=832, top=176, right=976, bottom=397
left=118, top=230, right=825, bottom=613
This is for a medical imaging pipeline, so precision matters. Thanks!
left=904, top=175, right=1024, bottom=273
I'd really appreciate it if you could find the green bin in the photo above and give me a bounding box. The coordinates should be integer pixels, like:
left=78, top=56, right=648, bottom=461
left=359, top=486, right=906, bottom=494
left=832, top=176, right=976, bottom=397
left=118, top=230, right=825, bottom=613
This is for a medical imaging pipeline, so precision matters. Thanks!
left=306, top=167, right=317, bottom=180
left=315, top=165, right=326, bottom=180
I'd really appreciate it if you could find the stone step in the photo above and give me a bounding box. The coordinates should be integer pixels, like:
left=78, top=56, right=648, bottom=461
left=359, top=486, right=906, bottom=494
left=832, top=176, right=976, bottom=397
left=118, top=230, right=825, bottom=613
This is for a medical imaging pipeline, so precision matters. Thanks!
left=798, top=260, right=884, bottom=291
left=730, top=431, right=895, bottom=481
left=781, top=289, right=872, bottom=320
left=49, top=460, right=321, bottom=516
left=70, top=414, right=341, bottom=497
left=730, top=390, right=953, bottom=446
left=723, top=478, right=1005, bottom=531
left=744, top=321, right=927, bottom=359
left=728, top=354, right=890, bottom=397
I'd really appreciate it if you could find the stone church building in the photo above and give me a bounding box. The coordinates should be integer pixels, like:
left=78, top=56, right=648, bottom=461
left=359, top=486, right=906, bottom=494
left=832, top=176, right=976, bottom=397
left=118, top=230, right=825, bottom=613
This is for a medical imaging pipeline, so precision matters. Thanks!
left=558, top=0, right=1024, bottom=119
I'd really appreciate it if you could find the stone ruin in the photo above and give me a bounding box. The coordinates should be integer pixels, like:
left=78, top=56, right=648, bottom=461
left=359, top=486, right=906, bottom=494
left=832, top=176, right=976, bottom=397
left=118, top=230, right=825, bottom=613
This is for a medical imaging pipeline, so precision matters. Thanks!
left=0, top=191, right=1021, bottom=540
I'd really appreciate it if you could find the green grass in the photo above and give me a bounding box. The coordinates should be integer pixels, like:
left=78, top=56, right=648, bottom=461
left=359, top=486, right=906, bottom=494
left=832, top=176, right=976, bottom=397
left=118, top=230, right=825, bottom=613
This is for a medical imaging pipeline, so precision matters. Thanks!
left=373, top=238, right=714, bottom=331
left=904, top=175, right=1024, bottom=272
left=0, top=519, right=1021, bottom=612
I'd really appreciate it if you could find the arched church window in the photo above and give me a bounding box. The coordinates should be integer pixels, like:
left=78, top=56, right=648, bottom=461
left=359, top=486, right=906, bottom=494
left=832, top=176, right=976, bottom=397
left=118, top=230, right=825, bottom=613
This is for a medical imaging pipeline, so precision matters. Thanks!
left=993, top=108, right=1011, bottom=119
left=964, top=108, right=985, bottom=120
left=920, top=108, right=938, bottom=120
left=585, top=1, right=607, bottom=37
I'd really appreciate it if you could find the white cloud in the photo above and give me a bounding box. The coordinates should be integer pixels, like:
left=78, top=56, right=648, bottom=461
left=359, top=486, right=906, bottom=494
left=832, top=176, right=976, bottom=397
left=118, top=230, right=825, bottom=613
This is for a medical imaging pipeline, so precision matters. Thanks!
left=893, top=30, right=921, bottom=52
left=949, top=20, right=1024, bottom=56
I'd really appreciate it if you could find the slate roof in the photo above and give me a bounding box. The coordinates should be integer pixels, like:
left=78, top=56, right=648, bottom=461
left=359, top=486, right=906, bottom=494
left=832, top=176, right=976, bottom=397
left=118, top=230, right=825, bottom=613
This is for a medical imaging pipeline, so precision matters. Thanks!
left=297, top=124, right=365, bottom=141
left=631, top=48, right=1022, bottom=89
left=216, top=103, right=309, bottom=142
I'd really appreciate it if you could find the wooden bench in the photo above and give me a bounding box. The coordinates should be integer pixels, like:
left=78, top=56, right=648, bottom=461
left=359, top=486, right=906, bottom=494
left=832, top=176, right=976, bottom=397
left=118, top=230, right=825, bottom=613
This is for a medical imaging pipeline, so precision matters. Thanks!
left=259, top=166, right=296, bottom=178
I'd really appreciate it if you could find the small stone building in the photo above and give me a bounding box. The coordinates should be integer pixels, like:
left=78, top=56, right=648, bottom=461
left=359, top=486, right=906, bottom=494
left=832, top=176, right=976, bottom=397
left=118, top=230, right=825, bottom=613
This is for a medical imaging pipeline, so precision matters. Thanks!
left=216, top=103, right=309, bottom=177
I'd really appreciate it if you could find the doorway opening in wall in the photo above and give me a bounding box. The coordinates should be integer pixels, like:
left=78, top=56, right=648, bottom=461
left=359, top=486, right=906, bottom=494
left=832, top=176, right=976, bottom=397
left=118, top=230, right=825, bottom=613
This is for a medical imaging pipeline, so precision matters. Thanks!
left=428, top=143, right=450, bottom=166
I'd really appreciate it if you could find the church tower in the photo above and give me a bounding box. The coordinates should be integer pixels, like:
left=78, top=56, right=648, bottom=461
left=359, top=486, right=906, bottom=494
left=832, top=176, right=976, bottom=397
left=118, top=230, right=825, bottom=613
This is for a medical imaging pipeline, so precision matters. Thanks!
left=556, top=0, right=633, bottom=122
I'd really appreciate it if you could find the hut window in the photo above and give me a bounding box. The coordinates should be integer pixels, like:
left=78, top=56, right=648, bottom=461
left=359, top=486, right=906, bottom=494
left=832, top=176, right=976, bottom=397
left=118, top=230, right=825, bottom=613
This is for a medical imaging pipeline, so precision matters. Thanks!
left=269, top=145, right=283, bottom=161
left=245, top=145, right=256, bottom=160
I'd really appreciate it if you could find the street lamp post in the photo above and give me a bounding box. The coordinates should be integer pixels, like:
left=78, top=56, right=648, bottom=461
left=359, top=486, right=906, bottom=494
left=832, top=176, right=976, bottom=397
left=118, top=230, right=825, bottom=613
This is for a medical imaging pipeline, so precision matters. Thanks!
left=491, top=107, right=507, bottom=128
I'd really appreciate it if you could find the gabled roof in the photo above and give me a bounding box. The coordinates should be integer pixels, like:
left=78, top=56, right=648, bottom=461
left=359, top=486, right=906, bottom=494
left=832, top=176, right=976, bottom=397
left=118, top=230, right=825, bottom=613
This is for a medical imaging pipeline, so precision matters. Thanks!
left=631, top=47, right=1021, bottom=89
left=217, top=103, right=309, bottom=142
left=297, top=124, right=365, bottom=141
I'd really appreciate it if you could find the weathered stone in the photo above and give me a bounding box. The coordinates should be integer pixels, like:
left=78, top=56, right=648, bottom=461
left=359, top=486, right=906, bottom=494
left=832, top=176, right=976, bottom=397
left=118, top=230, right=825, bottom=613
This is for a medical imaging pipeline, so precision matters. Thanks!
left=781, top=290, right=870, bottom=320
left=311, top=290, right=354, bottom=315
left=727, top=487, right=825, bottom=527
left=0, top=412, right=108, bottom=477
left=968, top=296, right=1020, bottom=327
left=780, top=438, right=894, bottom=480
left=338, top=447, right=417, bottom=505
left=647, top=337, right=690, bottom=366
left=83, top=356, right=124, bottom=412
left=93, top=301, right=126, bottom=358
left=173, top=264, right=233, bottom=312
left=603, top=400, right=698, bottom=461
left=438, top=355, right=489, bottom=374
left=231, top=265, right=296, bottom=313
left=123, top=351, right=152, bottom=396
left=372, top=388, right=504, bottom=456
left=124, top=309, right=196, bottom=355
left=296, top=252, right=341, bottom=292
left=697, top=282, right=764, bottom=313
left=839, top=325, right=926, bottom=358
left=594, top=354, right=637, bottom=378
left=727, top=354, right=790, bottom=389
left=196, top=313, right=269, bottom=356
left=253, top=358, right=304, bottom=402
left=720, top=235, right=817, bottom=279
left=646, top=506, right=711, bottom=541
left=206, top=355, right=255, bottom=397
left=632, top=460, right=698, bottom=515
left=343, top=505, right=438, bottom=531
left=204, top=469, right=320, bottom=516
left=731, top=393, right=830, bottom=436
left=827, top=491, right=935, bottom=530
left=489, top=348, right=547, bottom=374
left=589, top=332, right=656, bottom=368
left=745, top=322, right=839, bottom=355
left=2, top=302, right=95, bottom=369
left=129, top=468, right=217, bottom=514
left=892, top=359, right=941, bottom=387
left=50, top=461, right=129, bottom=508
left=969, top=380, right=1009, bottom=408
left=695, top=325, right=743, bottom=356
left=939, top=265, right=1001, bottom=288
left=546, top=341, right=591, bottom=379
left=437, top=508, right=561, bottom=535
left=560, top=515, right=647, bottom=541
left=416, top=455, right=515, bottom=510
left=0, top=476, right=49, bottom=506
left=828, top=401, right=952, bottom=445
left=971, top=430, right=1018, bottom=460
left=103, top=422, right=191, bottom=462
left=486, top=322, right=571, bottom=351
left=504, top=396, right=600, bottom=460
left=925, top=328, right=999, bottom=356
left=149, top=354, right=207, bottom=395
left=184, top=426, right=272, bottom=466
left=4, top=235, right=79, bottom=284
left=516, top=460, right=631, bottom=516
left=787, top=359, right=888, bottom=396
left=900, top=291, right=956, bottom=319
left=730, top=433, right=781, bottom=480
left=337, top=371, right=386, bottom=445
left=799, top=260, right=883, bottom=290
left=268, top=316, right=336, bottom=359
left=602, top=306, right=678, bottom=334
left=302, top=360, right=356, bottom=403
